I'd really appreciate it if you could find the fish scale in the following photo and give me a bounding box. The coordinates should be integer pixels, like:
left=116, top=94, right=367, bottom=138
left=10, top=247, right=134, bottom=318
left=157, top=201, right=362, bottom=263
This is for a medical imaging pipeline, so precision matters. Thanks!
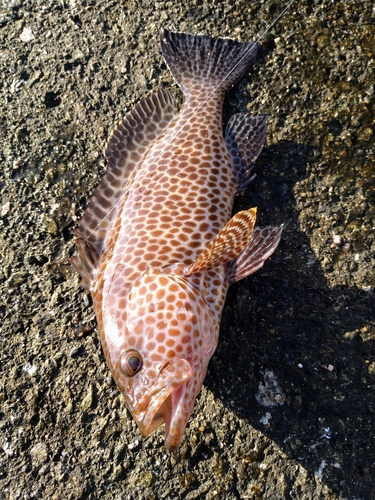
left=71, top=28, right=283, bottom=450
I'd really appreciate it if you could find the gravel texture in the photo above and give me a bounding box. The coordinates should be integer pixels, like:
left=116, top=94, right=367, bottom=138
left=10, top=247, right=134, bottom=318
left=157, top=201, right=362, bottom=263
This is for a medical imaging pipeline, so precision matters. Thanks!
left=1, top=0, right=374, bottom=499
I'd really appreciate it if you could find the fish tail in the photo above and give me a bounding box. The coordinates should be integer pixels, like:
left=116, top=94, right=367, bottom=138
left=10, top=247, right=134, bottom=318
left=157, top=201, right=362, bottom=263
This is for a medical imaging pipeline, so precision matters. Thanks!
left=160, top=29, right=258, bottom=95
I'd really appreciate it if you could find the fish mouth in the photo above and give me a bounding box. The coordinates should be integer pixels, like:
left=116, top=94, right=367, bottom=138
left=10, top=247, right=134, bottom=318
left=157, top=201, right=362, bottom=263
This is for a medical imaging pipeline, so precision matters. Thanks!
left=136, top=360, right=193, bottom=450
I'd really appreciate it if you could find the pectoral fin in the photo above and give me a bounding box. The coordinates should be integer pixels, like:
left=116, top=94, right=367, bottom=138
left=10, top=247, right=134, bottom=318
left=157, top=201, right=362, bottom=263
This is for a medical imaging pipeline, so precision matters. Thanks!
left=226, top=225, right=283, bottom=284
left=71, top=238, right=99, bottom=290
left=184, top=208, right=257, bottom=275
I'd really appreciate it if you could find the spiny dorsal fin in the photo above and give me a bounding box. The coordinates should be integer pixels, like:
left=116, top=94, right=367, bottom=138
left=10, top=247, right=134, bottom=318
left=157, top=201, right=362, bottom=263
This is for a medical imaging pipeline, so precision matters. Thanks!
left=160, top=29, right=258, bottom=94
left=225, top=114, right=267, bottom=191
left=71, top=89, right=177, bottom=288
left=184, top=208, right=257, bottom=275
left=227, top=225, right=283, bottom=284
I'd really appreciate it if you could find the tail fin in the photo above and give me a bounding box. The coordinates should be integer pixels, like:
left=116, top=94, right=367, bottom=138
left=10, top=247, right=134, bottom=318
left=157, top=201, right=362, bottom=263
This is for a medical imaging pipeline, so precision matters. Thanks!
left=160, top=29, right=258, bottom=95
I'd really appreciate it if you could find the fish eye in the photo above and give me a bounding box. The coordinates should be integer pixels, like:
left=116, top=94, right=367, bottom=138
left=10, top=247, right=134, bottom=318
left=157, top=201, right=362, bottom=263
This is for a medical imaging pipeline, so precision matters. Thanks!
left=119, top=350, right=143, bottom=377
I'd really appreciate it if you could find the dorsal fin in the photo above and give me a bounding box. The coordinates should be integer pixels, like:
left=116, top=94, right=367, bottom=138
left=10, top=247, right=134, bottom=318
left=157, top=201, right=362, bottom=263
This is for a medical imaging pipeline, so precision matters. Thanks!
left=71, top=89, right=177, bottom=289
left=225, top=114, right=267, bottom=191
left=74, top=89, right=177, bottom=247
left=184, top=208, right=257, bottom=276
left=226, top=225, right=283, bottom=284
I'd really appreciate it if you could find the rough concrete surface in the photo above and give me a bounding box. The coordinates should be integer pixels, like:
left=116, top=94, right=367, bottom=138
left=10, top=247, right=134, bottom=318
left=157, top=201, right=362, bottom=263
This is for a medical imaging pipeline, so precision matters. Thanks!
left=1, top=0, right=374, bottom=498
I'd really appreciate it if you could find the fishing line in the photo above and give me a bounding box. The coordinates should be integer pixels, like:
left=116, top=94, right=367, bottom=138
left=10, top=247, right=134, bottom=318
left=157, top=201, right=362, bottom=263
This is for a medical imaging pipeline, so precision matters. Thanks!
left=85, top=0, right=295, bottom=239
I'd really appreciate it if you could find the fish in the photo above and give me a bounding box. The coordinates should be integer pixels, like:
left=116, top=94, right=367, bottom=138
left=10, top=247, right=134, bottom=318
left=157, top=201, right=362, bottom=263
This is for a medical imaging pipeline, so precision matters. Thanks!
left=71, top=28, right=283, bottom=450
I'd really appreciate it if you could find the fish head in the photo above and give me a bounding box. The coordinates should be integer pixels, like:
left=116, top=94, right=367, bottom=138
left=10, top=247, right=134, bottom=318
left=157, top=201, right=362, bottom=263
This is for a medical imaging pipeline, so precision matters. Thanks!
left=105, top=268, right=215, bottom=450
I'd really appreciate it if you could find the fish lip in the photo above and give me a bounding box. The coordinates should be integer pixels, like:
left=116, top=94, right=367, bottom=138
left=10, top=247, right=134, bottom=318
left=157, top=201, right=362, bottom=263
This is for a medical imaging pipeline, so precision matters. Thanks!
left=143, top=382, right=187, bottom=435
left=164, top=383, right=189, bottom=450
left=136, top=362, right=192, bottom=448
left=137, top=385, right=176, bottom=437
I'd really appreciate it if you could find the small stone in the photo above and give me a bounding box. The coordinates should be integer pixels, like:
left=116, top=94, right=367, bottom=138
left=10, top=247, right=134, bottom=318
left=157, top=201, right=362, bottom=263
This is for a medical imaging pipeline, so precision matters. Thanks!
left=332, top=234, right=343, bottom=245
left=43, top=215, right=58, bottom=235
left=8, top=271, right=29, bottom=288
left=69, top=346, right=79, bottom=357
left=23, top=364, right=37, bottom=376
left=1, top=202, right=10, bottom=216
left=81, top=384, right=95, bottom=411
left=30, top=442, right=49, bottom=465
left=20, top=27, right=35, bottom=42
left=275, top=393, right=284, bottom=404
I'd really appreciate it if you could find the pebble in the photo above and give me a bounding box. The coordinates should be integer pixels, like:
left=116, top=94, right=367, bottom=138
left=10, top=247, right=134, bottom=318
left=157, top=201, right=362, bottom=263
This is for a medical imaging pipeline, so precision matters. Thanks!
left=20, top=27, right=35, bottom=42
left=69, top=346, right=80, bottom=357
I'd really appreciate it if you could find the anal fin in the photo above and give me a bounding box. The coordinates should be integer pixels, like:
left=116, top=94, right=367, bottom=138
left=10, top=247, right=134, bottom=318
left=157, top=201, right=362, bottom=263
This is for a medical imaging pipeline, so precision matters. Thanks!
left=225, top=114, right=267, bottom=192
left=226, top=225, right=283, bottom=284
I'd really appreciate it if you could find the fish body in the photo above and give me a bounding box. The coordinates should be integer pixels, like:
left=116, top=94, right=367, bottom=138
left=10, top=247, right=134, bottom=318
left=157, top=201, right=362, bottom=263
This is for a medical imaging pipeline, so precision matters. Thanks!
left=72, top=29, right=283, bottom=450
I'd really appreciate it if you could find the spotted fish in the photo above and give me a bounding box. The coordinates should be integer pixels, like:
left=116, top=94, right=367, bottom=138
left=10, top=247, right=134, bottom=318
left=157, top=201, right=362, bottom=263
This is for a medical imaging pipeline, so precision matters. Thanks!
left=71, top=29, right=283, bottom=450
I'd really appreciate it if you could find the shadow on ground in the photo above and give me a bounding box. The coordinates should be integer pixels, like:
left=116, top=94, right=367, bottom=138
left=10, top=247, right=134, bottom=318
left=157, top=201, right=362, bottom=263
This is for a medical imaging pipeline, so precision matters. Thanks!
left=205, top=140, right=375, bottom=499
